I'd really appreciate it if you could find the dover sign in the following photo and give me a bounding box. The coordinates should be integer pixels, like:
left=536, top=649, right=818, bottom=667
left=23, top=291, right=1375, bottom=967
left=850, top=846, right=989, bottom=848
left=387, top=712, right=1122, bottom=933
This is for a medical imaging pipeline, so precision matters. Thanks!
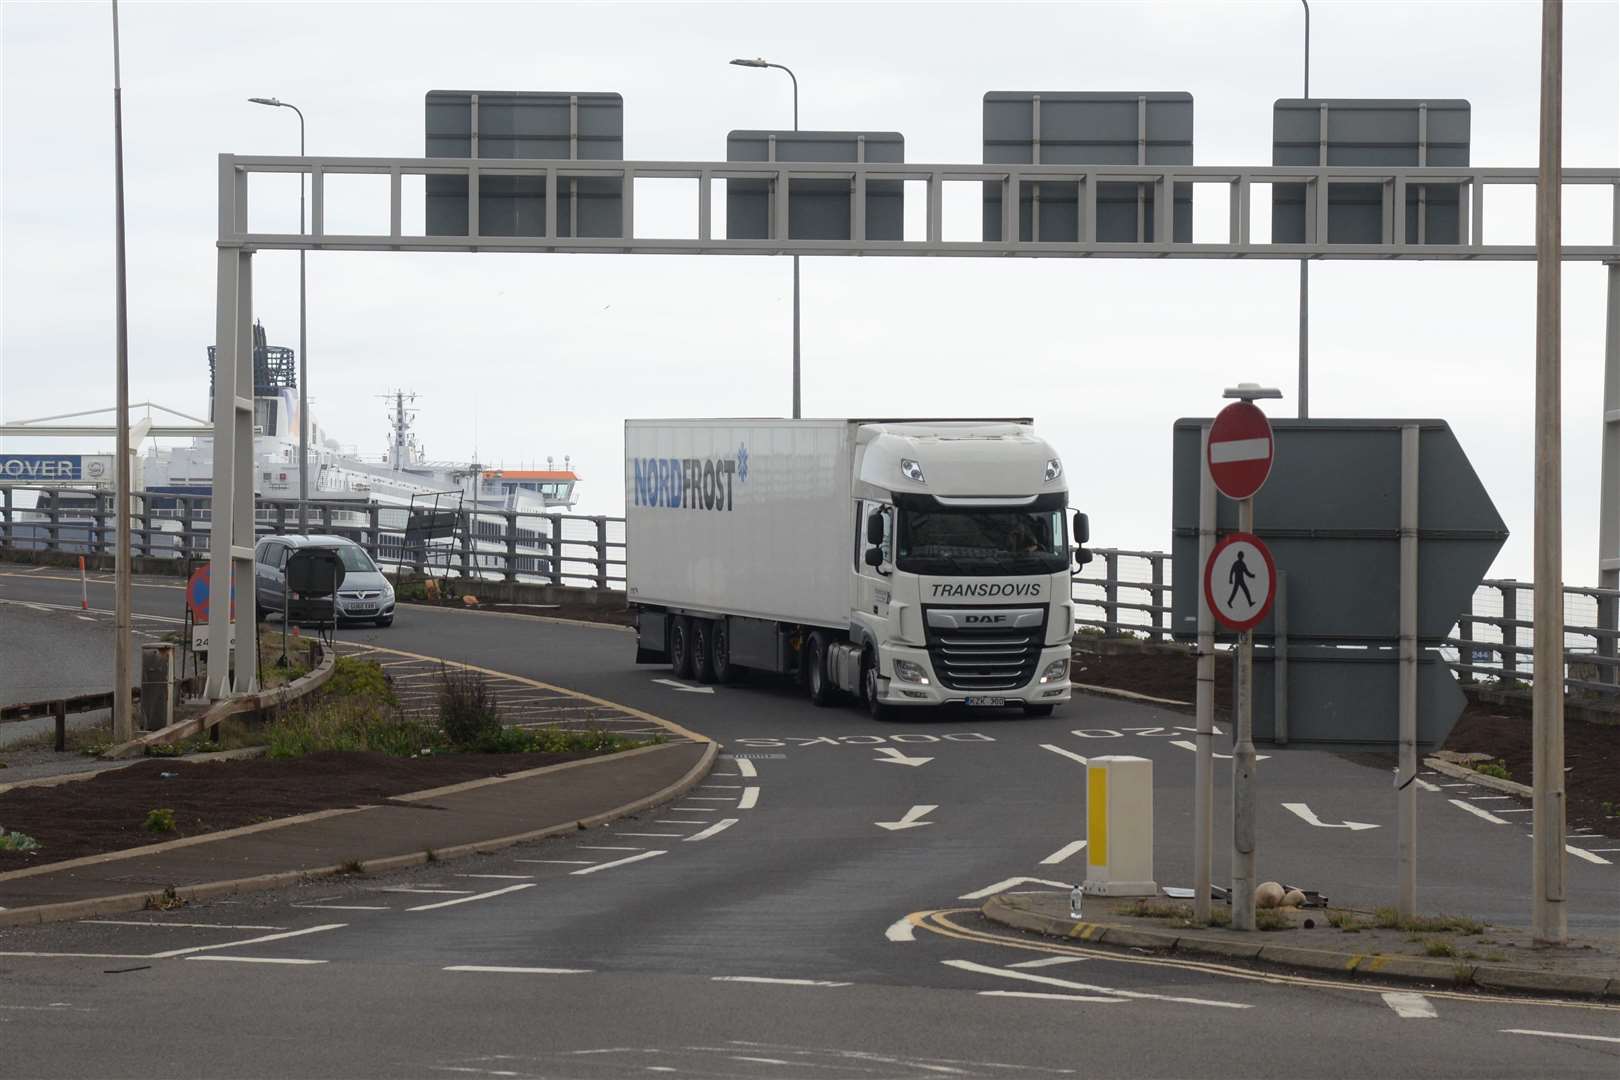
left=0, top=454, right=114, bottom=484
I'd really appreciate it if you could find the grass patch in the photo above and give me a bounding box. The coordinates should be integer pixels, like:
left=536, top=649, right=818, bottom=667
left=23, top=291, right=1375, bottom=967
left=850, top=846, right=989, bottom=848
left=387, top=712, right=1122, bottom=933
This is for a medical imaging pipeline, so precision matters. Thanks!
left=469, top=724, right=653, bottom=756
left=1127, top=900, right=1233, bottom=929
left=1423, top=939, right=1458, bottom=958
left=0, top=826, right=41, bottom=851
left=1254, top=909, right=1292, bottom=931
left=266, top=698, right=444, bottom=759
left=1372, top=908, right=1485, bottom=935
left=1473, top=760, right=1511, bottom=781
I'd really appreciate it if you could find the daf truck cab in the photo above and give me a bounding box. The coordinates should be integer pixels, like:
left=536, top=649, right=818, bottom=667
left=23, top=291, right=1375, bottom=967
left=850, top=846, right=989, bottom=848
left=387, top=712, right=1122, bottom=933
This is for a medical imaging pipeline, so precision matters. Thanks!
left=625, top=418, right=1091, bottom=719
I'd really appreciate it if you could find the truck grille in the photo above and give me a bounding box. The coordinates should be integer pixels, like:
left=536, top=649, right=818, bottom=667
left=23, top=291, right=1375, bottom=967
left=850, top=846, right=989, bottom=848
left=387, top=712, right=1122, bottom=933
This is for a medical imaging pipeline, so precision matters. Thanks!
left=924, top=608, right=1045, bottom=692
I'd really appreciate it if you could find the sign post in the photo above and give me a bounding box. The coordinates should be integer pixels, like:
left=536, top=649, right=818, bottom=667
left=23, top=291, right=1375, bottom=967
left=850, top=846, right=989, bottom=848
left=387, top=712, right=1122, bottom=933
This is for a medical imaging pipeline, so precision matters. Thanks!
left=1207, top=384, right=1280, bottom=930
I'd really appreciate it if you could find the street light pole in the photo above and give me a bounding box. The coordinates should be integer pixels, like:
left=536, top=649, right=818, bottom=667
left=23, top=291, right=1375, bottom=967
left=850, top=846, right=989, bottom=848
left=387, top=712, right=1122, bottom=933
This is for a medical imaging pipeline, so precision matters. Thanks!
left=731, top=58, right=801, bottom=418
left=1298, top=1, right=1311, bottom=420
left=248, top=96, right=308, bottom=530
left=110, top=0, right=134, bottom=742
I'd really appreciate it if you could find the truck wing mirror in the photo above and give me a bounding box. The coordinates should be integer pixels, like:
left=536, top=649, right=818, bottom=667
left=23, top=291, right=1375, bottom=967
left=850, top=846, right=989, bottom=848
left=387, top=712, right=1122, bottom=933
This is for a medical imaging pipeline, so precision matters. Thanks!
left=864, top=546, right=885, bottom=569
left=866, top=514, right=884, bottom=545
left=1073, top=511, right=1090, bottom=545
left=1075, top=548, right=1094, bottom=569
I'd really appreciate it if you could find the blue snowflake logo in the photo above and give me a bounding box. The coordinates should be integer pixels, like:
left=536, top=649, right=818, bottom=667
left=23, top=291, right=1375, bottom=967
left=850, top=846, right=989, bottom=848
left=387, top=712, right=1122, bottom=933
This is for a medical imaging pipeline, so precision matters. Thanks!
left=736, top=444, right=749, bottom=482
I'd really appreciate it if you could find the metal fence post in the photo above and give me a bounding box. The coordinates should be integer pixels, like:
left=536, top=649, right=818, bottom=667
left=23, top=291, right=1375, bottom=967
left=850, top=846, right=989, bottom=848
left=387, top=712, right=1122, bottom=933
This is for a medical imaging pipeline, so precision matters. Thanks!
left=1500, top=581, right=1518, bottom=681
left=276, top=501, right=288, bottom=536
left=1150, top=553, right=1166, bottom=641
left=138, top=492, right=151, bottom=557
left=548, top=514, right=564, bottom=586
left=459, top=509, right=474, bottom=580
left=1457, top=611, right=1476, bottom=684
left=594, top=516, right=609, bottom=590
left=1103, top=550, right=1119, bottom=637
left=320, top=503, right=332, bottom=532
left=368, top=505, right=381, bottom=559
left=1, top=486, right=12, bottom=548
left=504, top=512, right=519, bottom=582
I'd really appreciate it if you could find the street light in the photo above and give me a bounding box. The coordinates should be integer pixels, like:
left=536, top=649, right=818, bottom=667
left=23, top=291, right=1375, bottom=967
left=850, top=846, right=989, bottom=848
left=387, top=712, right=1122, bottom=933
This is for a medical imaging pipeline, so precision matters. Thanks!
left=730, top=57, right=801, bottom=418
left=248, top=95, right=309, bottom=530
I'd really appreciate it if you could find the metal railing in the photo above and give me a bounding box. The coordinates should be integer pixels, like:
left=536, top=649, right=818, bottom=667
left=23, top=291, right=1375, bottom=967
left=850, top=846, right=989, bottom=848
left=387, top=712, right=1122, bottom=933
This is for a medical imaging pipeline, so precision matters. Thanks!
left=0, top=487, right=626, bottom=590
left=4, top=490, right=1613, bottom=698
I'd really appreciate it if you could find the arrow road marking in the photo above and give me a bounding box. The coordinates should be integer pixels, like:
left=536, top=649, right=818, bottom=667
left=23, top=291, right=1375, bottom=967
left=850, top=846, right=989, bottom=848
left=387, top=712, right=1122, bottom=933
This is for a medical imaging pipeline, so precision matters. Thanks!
left=943, top=959, right=1250, bottom=1010
left=1171, top=740, right=1270, bottom=762
left=876, top=805, right=937, bottom=831
left=1381, top=992, right=1437, bottom=1019
left=1039, top=840, right=1088, bottom=865
left=653, top=678, right=715, bottom=694
left=873, top=747, right=934, bottom=767
left=958, top=877, right=1074, bottom=900
left=1282, top=803, right=1379, bottom=831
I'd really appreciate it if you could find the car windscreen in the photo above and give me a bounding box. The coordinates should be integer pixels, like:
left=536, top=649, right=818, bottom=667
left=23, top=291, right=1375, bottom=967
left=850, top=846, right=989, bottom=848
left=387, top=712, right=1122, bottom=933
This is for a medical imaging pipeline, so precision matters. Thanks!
left=314, top=545, right=378, bottom=574
left=896, top=507, right=1068, bottom=576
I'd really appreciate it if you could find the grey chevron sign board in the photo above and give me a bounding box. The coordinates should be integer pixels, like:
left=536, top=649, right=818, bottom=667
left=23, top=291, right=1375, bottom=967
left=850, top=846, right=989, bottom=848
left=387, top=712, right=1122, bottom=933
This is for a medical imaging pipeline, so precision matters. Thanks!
left=1170, top=418, right=1507, bottom=749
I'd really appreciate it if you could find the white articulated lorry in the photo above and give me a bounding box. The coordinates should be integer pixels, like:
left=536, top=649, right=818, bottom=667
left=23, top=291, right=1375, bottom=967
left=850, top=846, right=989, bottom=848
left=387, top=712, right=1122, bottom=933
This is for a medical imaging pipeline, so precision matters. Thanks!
left=625, top=418, right=1091, bottom=718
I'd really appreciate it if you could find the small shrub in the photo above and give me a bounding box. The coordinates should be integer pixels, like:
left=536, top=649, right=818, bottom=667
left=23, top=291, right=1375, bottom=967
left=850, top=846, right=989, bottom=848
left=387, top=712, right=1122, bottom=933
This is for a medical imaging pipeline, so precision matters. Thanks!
left=1424, top=939, right=1457, bottom=958
left=266, top=699, right=442, bottom=759
left=1326, top=910, right=1365, bottom=931
left=0, top=826, right=41, bottom=852
left=1373, top=908, right=1484, bottom=935
left=438, top=665, right=501, bottom=746
left=1255, top=909, right=1291, bottom=932
left=144, top=808, right=177, bottom=833
left=339, top=859, right=365, bottom=875
left=323, top=657, right=397, bottom=707
left=1474, top=760, right=1511, bottom=781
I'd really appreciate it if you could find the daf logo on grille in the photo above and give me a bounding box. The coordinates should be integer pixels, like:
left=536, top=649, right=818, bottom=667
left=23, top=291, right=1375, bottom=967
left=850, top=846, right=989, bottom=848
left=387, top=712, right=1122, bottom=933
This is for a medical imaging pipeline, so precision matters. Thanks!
left=964, top=614, right=1008, bottom=624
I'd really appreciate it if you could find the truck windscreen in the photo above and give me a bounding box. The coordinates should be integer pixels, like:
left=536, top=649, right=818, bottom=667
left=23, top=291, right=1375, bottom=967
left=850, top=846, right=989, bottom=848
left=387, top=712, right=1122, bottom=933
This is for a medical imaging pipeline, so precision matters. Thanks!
left=895, top=507, right=1067, bottom=576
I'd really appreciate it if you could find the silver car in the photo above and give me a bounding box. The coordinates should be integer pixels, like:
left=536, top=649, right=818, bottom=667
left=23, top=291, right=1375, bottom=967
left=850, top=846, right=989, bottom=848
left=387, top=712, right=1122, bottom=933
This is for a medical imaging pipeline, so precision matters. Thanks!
left=254, top=534, right=397, bottom=627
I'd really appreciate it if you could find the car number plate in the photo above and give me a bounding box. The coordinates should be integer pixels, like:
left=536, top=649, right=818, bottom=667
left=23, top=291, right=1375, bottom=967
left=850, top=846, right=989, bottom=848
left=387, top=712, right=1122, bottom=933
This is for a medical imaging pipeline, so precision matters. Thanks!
left=348, top=603, right=376, bottom=613
left=965, top=696, right=1006, bottom=707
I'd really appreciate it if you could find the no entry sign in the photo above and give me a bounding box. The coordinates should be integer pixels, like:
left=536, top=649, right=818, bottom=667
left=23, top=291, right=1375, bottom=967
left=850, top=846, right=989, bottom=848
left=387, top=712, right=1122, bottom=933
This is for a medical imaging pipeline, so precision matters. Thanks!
left=1207, top=401, right=1274, bottom=500
left=1203, top=532, right=1276, bottom=632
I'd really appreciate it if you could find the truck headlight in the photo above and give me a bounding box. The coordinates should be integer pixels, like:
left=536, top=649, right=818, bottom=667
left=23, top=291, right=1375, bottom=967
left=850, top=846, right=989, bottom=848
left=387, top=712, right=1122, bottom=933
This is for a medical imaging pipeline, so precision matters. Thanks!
left=893, top=659, right=930, bottom=685
left=1039, top=658, right=1069, bottom=684
left=900, top=458, right=925, bottom=483
left=1044, top=458, right=1063, bottom=482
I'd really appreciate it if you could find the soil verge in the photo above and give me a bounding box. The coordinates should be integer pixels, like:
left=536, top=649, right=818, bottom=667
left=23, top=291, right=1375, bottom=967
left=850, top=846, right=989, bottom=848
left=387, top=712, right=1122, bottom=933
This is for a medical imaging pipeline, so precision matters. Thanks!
left=0, top=749, right=607, bottom=867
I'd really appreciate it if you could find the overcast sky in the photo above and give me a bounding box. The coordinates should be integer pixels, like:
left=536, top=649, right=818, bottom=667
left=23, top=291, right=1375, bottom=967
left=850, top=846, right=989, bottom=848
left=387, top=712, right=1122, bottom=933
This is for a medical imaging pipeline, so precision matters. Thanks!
left=2, top=1, right=1617, bottom=584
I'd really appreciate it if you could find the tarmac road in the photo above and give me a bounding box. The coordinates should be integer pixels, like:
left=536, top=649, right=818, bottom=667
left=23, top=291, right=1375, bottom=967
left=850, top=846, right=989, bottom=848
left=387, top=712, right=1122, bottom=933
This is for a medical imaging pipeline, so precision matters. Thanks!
left=1, top=563, right=1617, bottom=1080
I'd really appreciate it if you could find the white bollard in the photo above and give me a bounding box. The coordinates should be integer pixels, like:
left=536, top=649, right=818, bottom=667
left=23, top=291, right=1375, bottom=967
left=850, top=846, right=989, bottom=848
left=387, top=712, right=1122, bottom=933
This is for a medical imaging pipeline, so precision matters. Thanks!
left=1083, top=755, right=1158, bottom=897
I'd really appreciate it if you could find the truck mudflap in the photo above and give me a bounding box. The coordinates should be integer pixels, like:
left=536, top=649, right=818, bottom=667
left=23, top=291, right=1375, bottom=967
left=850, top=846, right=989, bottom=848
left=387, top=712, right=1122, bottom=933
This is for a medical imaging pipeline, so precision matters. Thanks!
left=634, top=608, right=669, bottom=664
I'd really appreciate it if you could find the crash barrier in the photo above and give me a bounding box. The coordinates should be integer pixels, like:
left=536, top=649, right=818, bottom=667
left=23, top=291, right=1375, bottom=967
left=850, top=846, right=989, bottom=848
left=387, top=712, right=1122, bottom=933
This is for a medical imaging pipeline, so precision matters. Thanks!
left=1, top=674, right=205, bottom=750
left=1083, top=756, right=1157, bottom=898
left=3, top=488, right=1613, bottom=697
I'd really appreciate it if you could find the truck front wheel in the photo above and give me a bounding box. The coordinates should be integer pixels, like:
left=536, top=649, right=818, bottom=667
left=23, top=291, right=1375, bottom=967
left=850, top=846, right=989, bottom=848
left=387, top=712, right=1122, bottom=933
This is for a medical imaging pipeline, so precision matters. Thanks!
left=863, top=656, right=895, bottom=722
left=806, top=632, right=835, bottom=707
left=669, top=616, right=695, bottom=679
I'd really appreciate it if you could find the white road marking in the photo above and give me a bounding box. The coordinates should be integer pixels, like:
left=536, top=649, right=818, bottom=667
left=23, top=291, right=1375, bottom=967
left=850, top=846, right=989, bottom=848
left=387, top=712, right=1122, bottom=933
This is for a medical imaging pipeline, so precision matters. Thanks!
left=1007, top=956, right=1090, bottom=970
left=1450, top=799, right=1509, bottom=824
left=1170, top=740, right=1270, bottom=761
left=1414, top=778, right=1441, bottom=792
left=885, top=917, right=918, bottom=942
left=1039, top=744, right=1088, bottom=766
left=665, top=806, right=718, bottom=812
left=684, top=796, right=738, bottom=801
left=1468, top=795, right=1514, bottom=801
left=1281, top=803, right=1379, bottom=831
left=1039, top=840, right=1088, bottom=865
left=1381, top=992, right=1437, bottom=1019
left=185, top=956, right=327, bottom=966
left=514, top=859, right=597, bottom=865
left=958, top=877, right=1073, bottom=900
left=943, top=959, right=1250, bottom=1009
left=978, top=990, right=1127, bottom=1004
left=1565, top=845, right=1612, bottom=866
left=149, top=923, right=345, bottom=959
left=711, top=976, right=852, bottom=988
left=876, top=804, right=937, bottom=831
left=653, top=678, right=715, bottom=694
left=571, top=850, right=666, bottom=875
left=1438, top=783, right=1471, bottom=788
left=1502, top=1029, right=1620, bottom=1045
left=737, top=786, right=760, bottom=810
left=407, top=884, right=536, bottom=911
left=654, top=820, right=705, bottom=826
left=874, top=747, right=934, bottom=767
left=443, top=965, right=591, bottom=975
left=1495, top=809, right=1534, bottom=814
left=1586, top=848, right=1620, bottom=853
left=616, top=832, right=683, bottom=838
left=454, top=874, right=535, bottom=880
left=0, top=952, right=155, bottom=960
left=736, top=759, right=758, bottom=778
left=577, top=845, right=644, bottom=851
left=377, top=887, right=475, bottom=895
left=290, top=904, right=388, bottom=911
left=685, top=818, right=739, bottom=842
left=699, top=784, right=742, bottom=790
left=82, top=921, right=284, bottom=930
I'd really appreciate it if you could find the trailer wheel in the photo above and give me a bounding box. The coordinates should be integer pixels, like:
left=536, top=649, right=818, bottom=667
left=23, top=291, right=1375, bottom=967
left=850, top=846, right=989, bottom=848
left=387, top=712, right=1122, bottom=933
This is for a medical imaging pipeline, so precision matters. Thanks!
left=669, top=616, right=695, bottom=679
left=691, top=619, right=718, bottom=684
left=806, top=632, right=835, bottom=707
left=862, top=654, right=896, bottom=722
left=711, top=620, right=735, bottom=684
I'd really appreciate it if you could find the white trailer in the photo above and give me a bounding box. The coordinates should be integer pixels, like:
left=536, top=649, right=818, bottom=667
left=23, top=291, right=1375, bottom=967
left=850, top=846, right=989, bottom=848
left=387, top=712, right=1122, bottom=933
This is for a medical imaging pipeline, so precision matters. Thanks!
left=625, top=418, right=1090, bottom=717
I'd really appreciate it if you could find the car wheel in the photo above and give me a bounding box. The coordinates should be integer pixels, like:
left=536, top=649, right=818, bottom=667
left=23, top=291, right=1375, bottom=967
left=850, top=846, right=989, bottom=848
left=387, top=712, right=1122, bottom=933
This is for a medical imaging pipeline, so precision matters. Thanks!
left=670, top=616, right=695, bottom=679
left=1022, top=704, right=1056, bottom=717
left=692, top=619, right=718, bottom=684
left=806, top=632, right=835, bottom=707
left=863, top=655, right=896, bottom=722
left=711, top=620, right=735, bottom=684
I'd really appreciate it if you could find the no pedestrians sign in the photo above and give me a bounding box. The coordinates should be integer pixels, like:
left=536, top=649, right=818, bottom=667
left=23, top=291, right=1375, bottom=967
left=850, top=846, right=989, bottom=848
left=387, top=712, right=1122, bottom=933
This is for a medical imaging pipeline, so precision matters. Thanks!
left=1207, top=401, right=1274, bottom=500
left=1203, top=532, right=1276, bottom=632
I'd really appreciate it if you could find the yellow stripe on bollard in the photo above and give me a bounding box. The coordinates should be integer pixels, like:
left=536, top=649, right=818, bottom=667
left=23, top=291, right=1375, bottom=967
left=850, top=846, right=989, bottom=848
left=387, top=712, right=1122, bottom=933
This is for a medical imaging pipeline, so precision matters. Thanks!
left=1087, top=764, right=1108, bottom=867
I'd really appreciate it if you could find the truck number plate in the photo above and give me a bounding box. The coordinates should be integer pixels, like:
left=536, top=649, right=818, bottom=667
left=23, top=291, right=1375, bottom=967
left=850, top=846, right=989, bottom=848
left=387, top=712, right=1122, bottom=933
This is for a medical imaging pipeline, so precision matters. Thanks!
left=965, top=696, right=1006, bottom=707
